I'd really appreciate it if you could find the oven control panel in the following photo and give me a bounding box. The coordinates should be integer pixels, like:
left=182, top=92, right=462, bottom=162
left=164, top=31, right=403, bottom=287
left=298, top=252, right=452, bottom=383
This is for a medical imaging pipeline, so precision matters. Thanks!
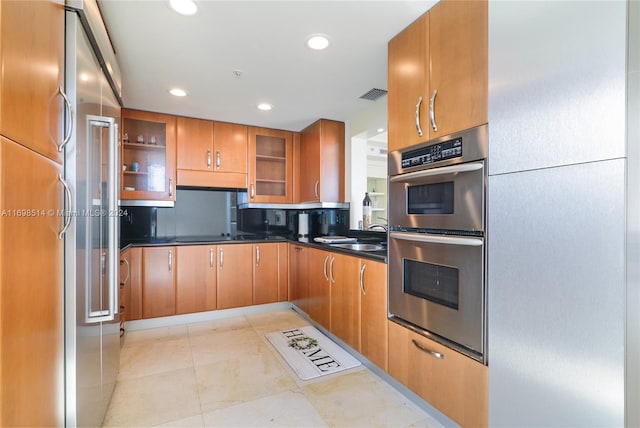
left=401, top=137, right=462, bottom=168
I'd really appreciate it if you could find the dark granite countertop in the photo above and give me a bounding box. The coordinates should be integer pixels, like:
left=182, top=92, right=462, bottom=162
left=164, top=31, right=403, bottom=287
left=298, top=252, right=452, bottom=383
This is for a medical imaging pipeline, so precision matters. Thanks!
left=120, top=230, right=387, bottom=262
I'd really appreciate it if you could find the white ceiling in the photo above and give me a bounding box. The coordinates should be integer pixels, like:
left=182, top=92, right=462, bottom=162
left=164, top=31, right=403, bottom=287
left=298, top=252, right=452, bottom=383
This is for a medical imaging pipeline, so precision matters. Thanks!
left=98, top=0, right=438, bottom=134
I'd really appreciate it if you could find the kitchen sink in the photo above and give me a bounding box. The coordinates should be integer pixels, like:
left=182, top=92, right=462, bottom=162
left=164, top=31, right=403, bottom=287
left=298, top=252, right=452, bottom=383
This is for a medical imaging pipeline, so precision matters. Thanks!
left=330, top=243, right=385, bottom=252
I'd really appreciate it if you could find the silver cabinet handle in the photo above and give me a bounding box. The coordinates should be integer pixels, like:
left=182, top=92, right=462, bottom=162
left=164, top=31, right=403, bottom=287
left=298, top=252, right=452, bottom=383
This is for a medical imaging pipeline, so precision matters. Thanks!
left=169, top=178, right=173, bottom=197
left=256, top=245, right=261, bottom=266
left=207, top=149, right=212, bottom=168
left=250, top=183, right=255, bottom=199
left=329, top=256, right=335, bottom=284
left=168, top=249, right=173, bottom=272
left=314, top=180, right=320, bottom=200
left=219, top=247, right=224, bottom=268
left=322, top=255, right=329, bottom=281
left=58, top=86, right=73, bottom=152
left=216, top=150, right=221, bottom=169
left=389, top=161, right=483, bottom=183
left=58, top=174, right=72, bottom=239
left=412, top=339, right=444, bottom=359
left=429, top=89, right=438, bottom=132
left=210, top=248, right=214, bottom=268
left=390, top=231, right=483, bottom=247
left=120, top=258, right=130, bottom=285
left=415, top=96, right=423, bottom=138
left=359, top=264, right=366, bottom=295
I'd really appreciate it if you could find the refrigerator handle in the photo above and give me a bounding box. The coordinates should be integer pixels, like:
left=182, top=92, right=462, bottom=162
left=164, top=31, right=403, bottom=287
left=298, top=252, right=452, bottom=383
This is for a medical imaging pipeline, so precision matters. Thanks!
left=108, top=120, right=119, bottom=319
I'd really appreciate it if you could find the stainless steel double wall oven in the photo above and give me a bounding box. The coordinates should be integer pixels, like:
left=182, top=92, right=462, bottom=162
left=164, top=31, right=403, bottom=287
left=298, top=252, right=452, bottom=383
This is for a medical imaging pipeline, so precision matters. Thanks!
left=388, top=125, right=487, bottom=362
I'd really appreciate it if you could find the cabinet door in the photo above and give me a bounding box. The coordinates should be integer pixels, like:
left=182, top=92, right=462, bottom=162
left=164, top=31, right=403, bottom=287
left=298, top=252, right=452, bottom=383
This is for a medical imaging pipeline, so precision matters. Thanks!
left=0, top=136, right=64, bottom=426
left=176, top=245, right=216, bottom=314
left=388, top=13, right=428, bottom=152
left=177, top=116, right=213, bottom=172
left=253, top=243, right=279, bottom=305
left=121, top=109, right=177, bottom=202
left=429, top=0, right=487, bottom=137
left=214, top=122, right=248, bottom=175
left=248, top=127, right=293, bottom=203
left=127, top=247, right=143, bottom=321
left=120, top=249, right=131, bottom=332
left=308, top=248, right=331, bottom=329
left=276, top=242, right=289, bottom=302
left=0, top=0, right=64, bottom=164
left=289, top=244, right=309, bottom=313
left=388, top=320, right=488, bottom=427
left=217, top=244, right=253, bottom=309
left=359, top=259, right=388, bottom=371
left=299, top=119, right=344, bottom=203
left=329, top=253, right=361, bottom=351
left=142, top=246, right=176, bottom=318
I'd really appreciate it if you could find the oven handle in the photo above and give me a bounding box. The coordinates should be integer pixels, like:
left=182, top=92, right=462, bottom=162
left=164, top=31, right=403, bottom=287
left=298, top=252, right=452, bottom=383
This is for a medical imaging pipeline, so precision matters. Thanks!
left=390, top=232, right=483, bottom=247
left=389, top=161, right=483, bottom=183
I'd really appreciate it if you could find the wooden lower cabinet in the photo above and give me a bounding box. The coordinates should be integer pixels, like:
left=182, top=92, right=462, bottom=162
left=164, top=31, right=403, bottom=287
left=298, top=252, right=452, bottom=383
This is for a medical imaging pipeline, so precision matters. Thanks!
left=0, top=136, right=64, bottom=426
left=217, top=244, right=253, bottom=309
left=388, top=320, right=488, bottom=427
left=359, top=259, right=388, bottom=371
left=289, top=244, right=309, bottom=313
left=329, top=252, right=361, bottom=352
left=176, top=245, right=216, bottom=314
left=307, top=248, right=331, bottom=330
left=120, top=247, right=143, bottom=323
left=142, top=246, right=176, bottom=318
left=253, top=243, right=279, bottom=305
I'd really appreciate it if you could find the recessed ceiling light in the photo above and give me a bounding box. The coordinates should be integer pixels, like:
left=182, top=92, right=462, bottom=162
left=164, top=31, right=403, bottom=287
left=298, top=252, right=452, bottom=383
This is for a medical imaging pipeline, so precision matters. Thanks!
left=169, top=0, right=197, bottom=16
left=306, top=35, right=329, bottom=50
left=169, top=88, right=187, bottom=97
left=257, top=103, right=273, bottom=111
left=377, top=128, right=384, bottom=133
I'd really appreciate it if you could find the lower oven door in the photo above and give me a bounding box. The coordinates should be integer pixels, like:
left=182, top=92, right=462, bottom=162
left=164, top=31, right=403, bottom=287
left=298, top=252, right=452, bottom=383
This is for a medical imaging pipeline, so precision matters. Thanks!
left=389, top=231, right=485, bottom=359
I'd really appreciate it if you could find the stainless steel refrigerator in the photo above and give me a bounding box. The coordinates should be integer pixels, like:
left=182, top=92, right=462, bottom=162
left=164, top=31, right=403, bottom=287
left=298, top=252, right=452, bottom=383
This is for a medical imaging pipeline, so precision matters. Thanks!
left=64, top=1, right=123, bottom=425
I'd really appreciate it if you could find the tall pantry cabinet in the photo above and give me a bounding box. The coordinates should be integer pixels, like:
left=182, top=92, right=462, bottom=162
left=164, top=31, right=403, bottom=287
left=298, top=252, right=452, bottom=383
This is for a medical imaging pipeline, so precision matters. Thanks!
left=0, top=1, right=66, bottom=426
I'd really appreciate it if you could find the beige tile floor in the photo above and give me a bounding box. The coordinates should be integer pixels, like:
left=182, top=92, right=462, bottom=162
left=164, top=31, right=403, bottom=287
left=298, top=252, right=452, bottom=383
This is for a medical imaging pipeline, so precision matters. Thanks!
left=104, top=309, right=443, bottom=428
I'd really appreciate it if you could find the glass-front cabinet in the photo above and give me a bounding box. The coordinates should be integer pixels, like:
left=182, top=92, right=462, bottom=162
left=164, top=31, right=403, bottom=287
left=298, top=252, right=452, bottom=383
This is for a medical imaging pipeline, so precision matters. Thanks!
left=121, top=109, right=176, bottom=204
left=248, top=127, right=293, bottom=203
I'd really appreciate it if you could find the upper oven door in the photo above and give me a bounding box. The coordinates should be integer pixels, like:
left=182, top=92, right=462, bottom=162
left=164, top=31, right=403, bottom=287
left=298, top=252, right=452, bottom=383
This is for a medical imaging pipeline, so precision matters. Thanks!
left=389, top=160, right=485, bottom=232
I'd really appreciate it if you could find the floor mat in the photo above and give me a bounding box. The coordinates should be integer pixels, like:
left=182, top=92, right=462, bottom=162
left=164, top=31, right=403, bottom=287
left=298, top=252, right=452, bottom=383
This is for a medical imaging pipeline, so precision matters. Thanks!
left=265, top=326, right=361, bottom=380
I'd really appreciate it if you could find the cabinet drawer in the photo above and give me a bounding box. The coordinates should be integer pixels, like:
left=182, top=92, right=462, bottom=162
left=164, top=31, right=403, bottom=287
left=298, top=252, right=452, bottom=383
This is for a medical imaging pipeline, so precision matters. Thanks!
left=388, top=320, right=487, bottom=427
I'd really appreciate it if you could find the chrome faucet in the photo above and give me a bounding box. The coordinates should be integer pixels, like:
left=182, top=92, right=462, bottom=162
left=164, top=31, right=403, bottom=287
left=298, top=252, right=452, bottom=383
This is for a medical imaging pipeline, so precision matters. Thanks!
left=367, top=223, right=388, bottom=232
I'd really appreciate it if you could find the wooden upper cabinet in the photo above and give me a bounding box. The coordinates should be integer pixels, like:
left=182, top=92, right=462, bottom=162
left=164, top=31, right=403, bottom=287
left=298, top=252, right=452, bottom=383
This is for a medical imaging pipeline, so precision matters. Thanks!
left=177, top=118, right=248, bottom=188
left=177, top=117, right=213, bottom=172
left=0, top=0, right=65, bottom=164
left=142, top=246, right=176, bottom=319
left=299, top=119, right=345, bottom=203
left=248, top=127, right=294, bottom=203
left=429, top=0, right=488, bottom=138
left=388, top=0, right=487, bottom=151
left=214, top=122, right=248, bottom=175
left=121, top=109, right=177, bottom=202
left=388, top=13, right=429, bottom=153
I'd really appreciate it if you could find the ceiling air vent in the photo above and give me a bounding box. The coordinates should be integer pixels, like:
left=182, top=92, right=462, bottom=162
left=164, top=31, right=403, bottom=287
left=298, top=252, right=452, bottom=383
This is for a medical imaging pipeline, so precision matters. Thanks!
left=359, top=88, right=387, bottom=101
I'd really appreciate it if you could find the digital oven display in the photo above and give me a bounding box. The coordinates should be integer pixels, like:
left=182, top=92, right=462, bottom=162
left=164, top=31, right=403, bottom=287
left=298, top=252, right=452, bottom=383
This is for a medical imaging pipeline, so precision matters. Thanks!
left=401, top=137, right=462, bottom=169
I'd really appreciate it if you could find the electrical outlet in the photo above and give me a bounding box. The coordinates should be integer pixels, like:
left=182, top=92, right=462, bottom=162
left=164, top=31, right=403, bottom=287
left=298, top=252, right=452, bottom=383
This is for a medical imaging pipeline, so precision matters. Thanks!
left=273, top=210, right=286, bottom=226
